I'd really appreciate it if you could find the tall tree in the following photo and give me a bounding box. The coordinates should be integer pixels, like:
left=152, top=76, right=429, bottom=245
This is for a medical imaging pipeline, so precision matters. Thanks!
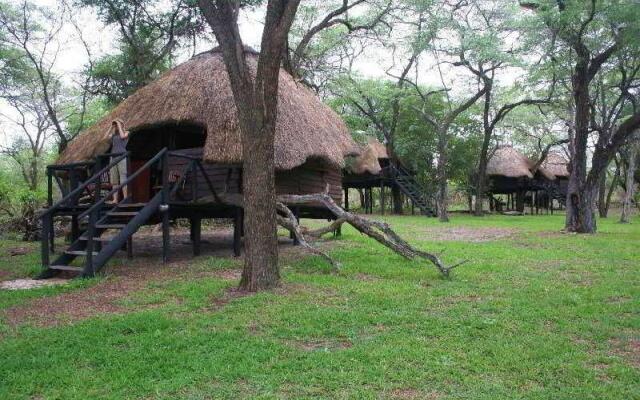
left=620, top=137, right=639, bottom=223
left=197, top=0, right=300, bottom=291
left=0, top=0, right=79, bottom=152
left=526, top=0, right=640, bottom=233
left=79, top=0, right=205, bottom=105
left=284, top=0, right=393, bottom=90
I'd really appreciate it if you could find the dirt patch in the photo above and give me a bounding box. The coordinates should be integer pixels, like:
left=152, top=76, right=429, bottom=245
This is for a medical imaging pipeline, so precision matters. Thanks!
left=0, top=269, right=11, bottom=280
left=2, top=275, right=146, bottom=327
left=354, top=273, right=380, bottom=282
left=0, top=278, right=68, bottom=290
left=607, top=295, right=632, bottom=304
left=390, top=388, right=439, bottom=399
left=418, top=226, right=517, bottom=242
left=2, top=226, right=335, bottom=327
left=609, top=337, right=640, bottom=368
left=212, top=269, right=242, bottom=281
left=286, top=338, right=352, bottom=352
left=6, top=246, right=30, bottom=256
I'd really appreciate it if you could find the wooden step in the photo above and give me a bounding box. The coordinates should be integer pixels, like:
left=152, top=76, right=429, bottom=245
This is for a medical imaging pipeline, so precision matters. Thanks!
left=65, top=250, right=99, bottom=256
left=96, top=223, right=126, bottom=229
left=107, top=211, right=138, bottom=217
left=79, top=236, right=112, bottom=242
left=49, top=265, right=83, bottom=272
left=116, top=203, right=146, bottom=208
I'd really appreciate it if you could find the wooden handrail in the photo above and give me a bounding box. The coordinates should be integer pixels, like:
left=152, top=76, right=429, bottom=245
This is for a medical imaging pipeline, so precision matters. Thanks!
left=79, top=148, right=168, bottom=220
left=41, top=152, right=129, bottom=217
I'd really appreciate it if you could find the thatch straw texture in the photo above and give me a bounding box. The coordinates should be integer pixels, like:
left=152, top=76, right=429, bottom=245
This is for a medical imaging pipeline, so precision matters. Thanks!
left=366, top=137, right=388, bottom=159
left=57, top=49, right=359, bottom=170
left=487, top=146, right=535, bottom=178
left=487, top=145, right=559, bottom=180
left=348, top=145, right=381, bottom=175
left=346, top=137, right=388, bottom=175
left=541, top=152, right=570, bottom=178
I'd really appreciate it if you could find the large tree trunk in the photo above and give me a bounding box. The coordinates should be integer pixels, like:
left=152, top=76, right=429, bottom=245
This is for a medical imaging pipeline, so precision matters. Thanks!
left=597, top=172, right=608, bottom=218
left=565, top=72, right=596, bottom=233
left=474, top=142, right=490, bottom=216
left=197, top=0, right=300, bottom=291
left=436, top=129, right=449, bottom=222
left=620, top=145, right=638, bottom=223
left=238, top=115, right=280, bottom=290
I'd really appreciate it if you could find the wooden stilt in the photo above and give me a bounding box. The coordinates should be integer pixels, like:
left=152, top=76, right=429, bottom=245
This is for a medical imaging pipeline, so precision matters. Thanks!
left=71, top=215, right=79, bottom=242
left=233, top=207, right=242, bottom=257
left=127, top=236, right=133, bottom=259
left=344, top=188, right=349, bottom=212
left=161, top=212, right=169, bottom=263
left=292, top=207, right=300, bottom=246
left=192, top=217, right=201, bottom=256
left=380, top=181, right=385, bottom=215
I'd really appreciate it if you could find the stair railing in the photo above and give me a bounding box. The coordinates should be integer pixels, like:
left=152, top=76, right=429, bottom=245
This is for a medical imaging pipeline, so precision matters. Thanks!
left=40, top=152, right=129, bottom=270
left=387, top=163, right=435, bottom=213
left=77, top=148, right=168, bottom=274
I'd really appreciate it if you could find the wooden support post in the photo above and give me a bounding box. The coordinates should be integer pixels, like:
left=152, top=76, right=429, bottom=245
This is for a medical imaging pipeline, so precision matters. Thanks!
left=127, top=236, right=133, bottom=259
left=344, top=188, right=349, bottom=212
left=380, top=181, right=385, bottom=215
left=370, top=188, right=374, bottom=213
left=233, top=207, right=242, bottom=257
left=41, top=213, right=50, bottom=268
left=161, top=151, right=170, bottom=264
left=71, top=216, right=79, bottom=242
left=192, top=217, right=201, bottom=256
left=292, top=207, right=300, bottom=246
left=47, top=166, right=54, bottom=251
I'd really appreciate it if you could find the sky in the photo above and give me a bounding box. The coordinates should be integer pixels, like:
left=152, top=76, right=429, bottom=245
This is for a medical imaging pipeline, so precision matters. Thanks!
left=1, top=0, right=532, bottom=148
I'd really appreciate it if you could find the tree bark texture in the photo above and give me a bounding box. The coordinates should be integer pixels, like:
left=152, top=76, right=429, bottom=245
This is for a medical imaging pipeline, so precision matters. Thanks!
left=436, top=128, right=449, bottom=222
left=198, top=0, right=300, bottom=291
left=620, top=144, right=638, bottom=223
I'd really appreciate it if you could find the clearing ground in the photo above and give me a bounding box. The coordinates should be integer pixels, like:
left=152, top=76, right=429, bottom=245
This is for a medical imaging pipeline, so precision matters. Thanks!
left=0, top=214, right=638, bottom=399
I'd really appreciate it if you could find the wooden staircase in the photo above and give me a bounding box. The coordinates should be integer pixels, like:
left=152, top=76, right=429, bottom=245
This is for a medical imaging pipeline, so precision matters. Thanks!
left=389, top=164, right=435, bottom=216
left=39, top=148, right=171, bottom=278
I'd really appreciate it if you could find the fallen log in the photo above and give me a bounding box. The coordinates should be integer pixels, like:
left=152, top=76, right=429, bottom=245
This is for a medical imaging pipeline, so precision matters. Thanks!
left=216, top=189, right=466, bottom=278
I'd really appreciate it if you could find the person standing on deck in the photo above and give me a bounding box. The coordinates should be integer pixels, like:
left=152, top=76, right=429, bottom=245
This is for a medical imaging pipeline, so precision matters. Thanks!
left=109, top=119, right=129, bottom=203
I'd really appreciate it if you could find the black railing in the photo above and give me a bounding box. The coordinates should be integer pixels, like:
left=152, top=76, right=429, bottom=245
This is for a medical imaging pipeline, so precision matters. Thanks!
left=41, top=152, right=130, bottom=269
left=167, top=151, right=221, bottom=203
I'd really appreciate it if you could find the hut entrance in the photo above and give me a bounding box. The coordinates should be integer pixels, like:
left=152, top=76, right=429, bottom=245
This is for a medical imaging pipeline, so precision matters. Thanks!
left=126, top=123, right=206, bottom=202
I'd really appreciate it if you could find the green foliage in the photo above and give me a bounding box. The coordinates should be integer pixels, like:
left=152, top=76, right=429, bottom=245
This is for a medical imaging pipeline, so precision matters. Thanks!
left=329, top=76, right=481, bottom=192
left=78, top=0, right=205, bottom=105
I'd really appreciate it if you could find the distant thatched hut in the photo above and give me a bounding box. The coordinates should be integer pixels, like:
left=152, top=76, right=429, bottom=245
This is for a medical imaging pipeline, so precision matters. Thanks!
left=486, top=146, right=567, bottom=214
left=341, top=137, right=433, bottom=215
left=57, top=48, right=359, bottom=210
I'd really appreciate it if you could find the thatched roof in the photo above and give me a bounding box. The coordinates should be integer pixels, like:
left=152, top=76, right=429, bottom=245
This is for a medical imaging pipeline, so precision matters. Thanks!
left=540, top=151, right=569, bottom=178
left=346, top=137, right=388, bottom=175
left=487, top=146, right=556, bottom=180
left=487, top=146, right=535, bottom=178
left=366, top=137, right=389, bottom=159
left=57, top=48, right=359, bottom=170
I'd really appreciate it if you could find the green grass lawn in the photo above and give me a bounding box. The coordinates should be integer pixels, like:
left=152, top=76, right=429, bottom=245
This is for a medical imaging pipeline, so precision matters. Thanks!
left=0, top=214, right=638, bottom=399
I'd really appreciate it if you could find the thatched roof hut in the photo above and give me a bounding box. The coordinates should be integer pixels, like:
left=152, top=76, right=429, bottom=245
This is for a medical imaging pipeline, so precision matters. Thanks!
left=487, top=146, right=535, bottom=178
left=346, top=137, right=389, bottom=175
left=57, top=48, right=359, bottom=170
left=487, top=146, right=556, bottom=180
left=540, top=151, right=570, bottom=178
